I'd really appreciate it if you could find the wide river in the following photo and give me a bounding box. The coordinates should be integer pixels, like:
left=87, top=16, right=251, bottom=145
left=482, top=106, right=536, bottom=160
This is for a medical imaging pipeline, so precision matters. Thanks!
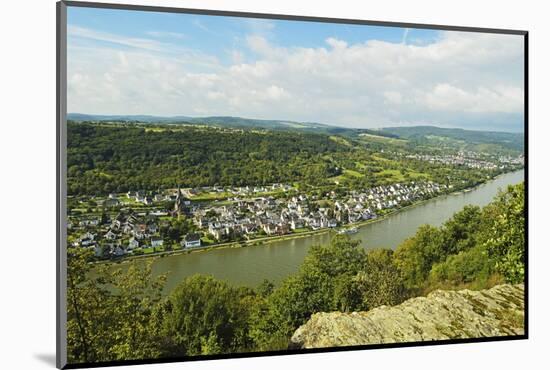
left=125, top=170, right=524, bottom=292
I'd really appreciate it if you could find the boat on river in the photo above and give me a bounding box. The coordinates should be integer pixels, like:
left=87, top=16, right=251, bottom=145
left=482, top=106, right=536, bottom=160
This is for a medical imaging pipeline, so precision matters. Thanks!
left=338, top=226, right=358, bottom=235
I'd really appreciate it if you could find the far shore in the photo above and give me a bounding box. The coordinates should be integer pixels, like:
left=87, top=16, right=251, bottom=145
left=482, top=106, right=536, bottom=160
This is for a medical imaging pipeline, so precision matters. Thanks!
left=92, top=168, right=523, bottom=266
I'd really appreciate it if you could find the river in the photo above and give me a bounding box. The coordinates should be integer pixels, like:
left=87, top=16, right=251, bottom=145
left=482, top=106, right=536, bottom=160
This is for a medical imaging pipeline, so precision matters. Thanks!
left=123, top=170, right=524, bottom=292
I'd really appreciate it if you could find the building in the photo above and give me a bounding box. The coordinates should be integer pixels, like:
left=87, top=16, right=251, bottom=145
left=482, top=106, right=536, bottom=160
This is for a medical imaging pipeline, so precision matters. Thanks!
left=183, top=233, right=201, bottom=248
left=151, top=237, right=164, bottom=247
left=174, top=186, right=191, bottom=216
left=128, top=237, right=140, bottom=250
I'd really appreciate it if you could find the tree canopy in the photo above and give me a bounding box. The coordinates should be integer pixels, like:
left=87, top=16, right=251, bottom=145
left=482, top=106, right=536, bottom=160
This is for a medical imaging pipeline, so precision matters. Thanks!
left=66, top=182, right=525, bottom=363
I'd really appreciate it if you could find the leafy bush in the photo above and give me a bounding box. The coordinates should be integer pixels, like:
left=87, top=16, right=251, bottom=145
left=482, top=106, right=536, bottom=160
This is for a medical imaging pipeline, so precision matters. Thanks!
left=480, top=183, right=525, bottom=283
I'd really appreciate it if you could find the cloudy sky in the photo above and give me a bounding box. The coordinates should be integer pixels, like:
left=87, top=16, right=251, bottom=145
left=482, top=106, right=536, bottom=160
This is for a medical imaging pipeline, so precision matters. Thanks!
left=67, top=7, right=525, bottom=132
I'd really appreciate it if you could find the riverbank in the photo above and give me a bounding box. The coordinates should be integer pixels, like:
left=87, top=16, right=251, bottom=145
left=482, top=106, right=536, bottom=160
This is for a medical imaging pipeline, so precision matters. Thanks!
left=96, top=169, right=524, bottom=289
left=94, top=227, right=335, bottom=265
left=94, top=169, right=523, bottom=266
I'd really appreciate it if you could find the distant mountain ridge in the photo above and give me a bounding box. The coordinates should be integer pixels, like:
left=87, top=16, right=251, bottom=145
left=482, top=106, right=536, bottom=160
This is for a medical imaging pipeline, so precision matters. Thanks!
left=67, top=113, right=368, bottom=137
left=68, top=113, right=331, bottom=129
left=67, top=113, right=524, bottom=150
left=67, top=113, right=193, bottom=123
left=378, top=125, right=524, bottom=151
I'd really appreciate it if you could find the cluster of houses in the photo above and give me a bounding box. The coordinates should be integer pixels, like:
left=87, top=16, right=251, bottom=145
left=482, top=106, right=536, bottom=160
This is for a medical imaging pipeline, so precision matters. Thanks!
left=405, top=151, right=523, bottom=171
left=193, top=181, right=445, bottom=241
left=70, top=180, right=445, bottom=259
left=96, top=184, right=294, bottom=209
left=182, top=183, right=293, bottom=197
left=71, top=208, right=201, bottom=258
left=97, top=190, right=181, bottom=208
left=498, top=154, right=524, bottom=166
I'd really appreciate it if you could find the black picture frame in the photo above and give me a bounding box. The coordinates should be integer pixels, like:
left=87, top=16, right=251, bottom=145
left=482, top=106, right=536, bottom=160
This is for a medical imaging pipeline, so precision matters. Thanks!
left=56, top=1, right=529, bottom=368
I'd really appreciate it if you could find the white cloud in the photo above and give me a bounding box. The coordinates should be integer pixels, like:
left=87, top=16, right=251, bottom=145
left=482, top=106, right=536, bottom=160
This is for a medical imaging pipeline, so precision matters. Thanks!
left=423, top=83, right=523, bottom=113
left=326, top=37, right=348, bottom=49
left=264, top=85, right=289, bottom=101
left=246, top=35, right=285, bottom=58
left=68, top=29, right=524, bottom=131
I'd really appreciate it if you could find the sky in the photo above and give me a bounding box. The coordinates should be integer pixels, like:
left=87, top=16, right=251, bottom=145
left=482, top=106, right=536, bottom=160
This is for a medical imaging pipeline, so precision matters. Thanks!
left=67, top=6, right=525, bottom=132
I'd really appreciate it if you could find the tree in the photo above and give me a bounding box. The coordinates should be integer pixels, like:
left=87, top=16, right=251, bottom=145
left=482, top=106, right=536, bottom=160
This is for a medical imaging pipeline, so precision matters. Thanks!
left=393, top=225, right=444, bottom=290
left=106, top=262, right=167, bottom=360
left=250, top=235, right=366, bottom=347
left=355, top=249, right=406, bottom=310
left=66, top=247, right=113, bottom=363
left=159, top=275, right=255, bottom=356
left=332, top=273, right=362, bottom=312
left=301, top=235, right=366, bottom=278
left=100, top=212, right=109, bottom=225
left=257, top=279, right=275, bottom=298
left=66, top=248, right=167, bottom=363
left=440, top=205, right=482, bottom=255
left=482, top=183, right=525, bottom=283
left=428, top=244, right=498, bottom=289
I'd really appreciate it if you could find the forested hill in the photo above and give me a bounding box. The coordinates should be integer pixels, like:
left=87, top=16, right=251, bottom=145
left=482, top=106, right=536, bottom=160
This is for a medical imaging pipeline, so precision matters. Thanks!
left=378, top=126, right=524, bottom=152
left=67, top=113, right=372, bottom=137
left=67, top=113, right=356, bottom=135
left=67, top=122, right=348, bottom=195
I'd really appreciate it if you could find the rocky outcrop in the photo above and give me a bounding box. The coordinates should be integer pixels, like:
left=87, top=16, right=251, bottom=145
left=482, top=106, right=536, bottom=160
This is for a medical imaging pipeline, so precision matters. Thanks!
left=291, top=284, right=524, bottom=349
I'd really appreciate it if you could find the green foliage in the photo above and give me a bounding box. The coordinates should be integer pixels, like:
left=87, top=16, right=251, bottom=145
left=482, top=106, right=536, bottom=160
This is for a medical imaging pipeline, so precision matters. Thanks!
left=352, top=249, right=406, bottom=310
left=67, top=122, right=512, bottom=196
left=394, top=182, right=525, bottom=291
left=440, top=205, right=482, bottom=255
left=428, top=244, right=497, bottom=289
left=482, top=183, right=525, bottom=283
left=67, top=247, right=110, bottom=363
left=393, top=225, right=445, bottom=290
left=301, top=235, right=366, bottom=278
left=66, top=183, right=525, bottom=363
left=256, top=279, right=275, bottom=298
left=249, top=235, right=366, bottom=347
left=67, top=122, right=347, bottom=195
left=159, top=275, right=256, bottom=356
left=105, top=263, right=166, bottom=360
left=159, top=217, right=194, bottom=243
left=66, top=249, right=166, bottom=363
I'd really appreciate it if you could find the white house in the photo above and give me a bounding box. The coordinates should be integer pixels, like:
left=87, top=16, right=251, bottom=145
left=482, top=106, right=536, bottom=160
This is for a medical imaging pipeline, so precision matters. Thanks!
left=128, top=238, right=140, bottom=250
left=151, top=237, right=164, bottom=247
left=183, top=233, right=201, bottom=248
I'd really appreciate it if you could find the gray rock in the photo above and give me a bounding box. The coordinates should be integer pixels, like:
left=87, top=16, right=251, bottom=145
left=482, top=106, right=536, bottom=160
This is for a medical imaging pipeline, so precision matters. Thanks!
left=290, top=284, right=524, bottom=349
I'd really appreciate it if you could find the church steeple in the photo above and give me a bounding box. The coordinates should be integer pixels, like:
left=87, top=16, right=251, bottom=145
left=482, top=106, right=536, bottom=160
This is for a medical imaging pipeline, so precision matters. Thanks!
left=174, top=184, right=187, bottom=215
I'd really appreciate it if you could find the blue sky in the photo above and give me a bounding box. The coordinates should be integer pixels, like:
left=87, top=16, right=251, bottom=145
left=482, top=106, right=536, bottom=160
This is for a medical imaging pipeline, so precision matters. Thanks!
left=67, top=6, right=525, bottom=132
left=68, top=7, right=440, bottom=62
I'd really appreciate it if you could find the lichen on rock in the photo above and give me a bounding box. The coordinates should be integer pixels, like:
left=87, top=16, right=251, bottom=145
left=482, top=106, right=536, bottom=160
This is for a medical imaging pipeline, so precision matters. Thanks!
left=290, top=284, right=524, bottom=349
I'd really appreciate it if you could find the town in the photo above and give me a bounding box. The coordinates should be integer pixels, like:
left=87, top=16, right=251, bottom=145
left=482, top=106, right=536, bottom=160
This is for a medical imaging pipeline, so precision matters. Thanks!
left=404, top=151, right=525, bottom=171
left=69, top=180, right=447, bottom=259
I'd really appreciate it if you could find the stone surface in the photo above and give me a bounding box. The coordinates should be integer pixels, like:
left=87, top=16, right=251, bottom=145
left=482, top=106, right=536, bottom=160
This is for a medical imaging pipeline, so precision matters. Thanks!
left=290, top=284, right=524, bottom=349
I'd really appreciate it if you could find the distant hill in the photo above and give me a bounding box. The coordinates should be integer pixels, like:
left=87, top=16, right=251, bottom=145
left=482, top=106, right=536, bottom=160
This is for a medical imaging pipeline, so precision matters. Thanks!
left=377, top=125, right=524, bottom=152
left=68, top=113, right=332, bottom=130
left=67, top=113, right=383, bottom=137
left=67, top=113, right=192, bottom=123
left=67, top=114, right=523, bottom=151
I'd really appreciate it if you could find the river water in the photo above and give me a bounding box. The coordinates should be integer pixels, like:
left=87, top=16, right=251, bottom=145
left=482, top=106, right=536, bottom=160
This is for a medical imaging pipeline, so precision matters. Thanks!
left=131, top=170, right=524, bottom=292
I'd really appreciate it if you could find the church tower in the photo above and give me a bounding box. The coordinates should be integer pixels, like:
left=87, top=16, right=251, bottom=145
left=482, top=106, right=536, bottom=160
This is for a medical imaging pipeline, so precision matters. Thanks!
left=174, top=185, right=189, bottom=216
